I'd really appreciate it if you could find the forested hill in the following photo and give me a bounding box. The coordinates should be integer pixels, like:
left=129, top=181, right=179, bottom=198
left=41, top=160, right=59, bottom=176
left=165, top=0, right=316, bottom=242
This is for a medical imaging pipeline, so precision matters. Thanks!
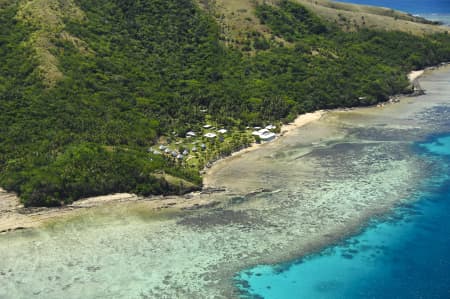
left=1, top=0, right=450, bottom=207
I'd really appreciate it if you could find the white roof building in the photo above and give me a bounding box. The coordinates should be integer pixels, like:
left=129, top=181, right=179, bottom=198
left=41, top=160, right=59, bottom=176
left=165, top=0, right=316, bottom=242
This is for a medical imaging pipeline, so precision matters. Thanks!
left=203, top=124, right=212, bottom=129
left=217, top=129, right=228, bottom=134
left=204, top=133, right=217, bottom=138
left=260, top=132, right=276, bottom=141
left=186, top=131, right=196, bottom=137
left=265, top=124, right=276, bottom=130
left=252, top=129, right=277, bottom=142
left=252, top=129, right=269, bottom=136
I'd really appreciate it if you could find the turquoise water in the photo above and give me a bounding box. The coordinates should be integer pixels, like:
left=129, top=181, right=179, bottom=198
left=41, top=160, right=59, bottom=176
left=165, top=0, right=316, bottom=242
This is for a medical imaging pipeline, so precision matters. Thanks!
left=236, top=133, right=450, bottom=299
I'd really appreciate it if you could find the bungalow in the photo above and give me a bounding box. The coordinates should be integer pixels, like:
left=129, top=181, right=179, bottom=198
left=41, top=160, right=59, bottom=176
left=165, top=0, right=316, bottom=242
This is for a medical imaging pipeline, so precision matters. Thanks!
left=164, top=148, right=171, bottom=154
left=265, top=124, right=276, bottom=130
left=176, top=154, right=184, bottom=160
left=217, top=129, right=228, bottom=134
left=171, top=151, right=178, bottom=157
left=252, top=128, right=269, bottom=136
left=182, top=149, right=189, bottom=155
left=252, top=128, right=277, bottom=142
left=260, top=132, right=276, bottom=142
left=186, top=131, right=196, bottom=137
left=200, top=143, right=206, bottom=149
left=204, top=133, right=217, bottom=138
left=159, top=145, right=167, bottom=150
left=152, top=150, right=161, bottom=155
left=192, top=147, right=198, bottom=152
left=203, top=124, right=212, bottom=129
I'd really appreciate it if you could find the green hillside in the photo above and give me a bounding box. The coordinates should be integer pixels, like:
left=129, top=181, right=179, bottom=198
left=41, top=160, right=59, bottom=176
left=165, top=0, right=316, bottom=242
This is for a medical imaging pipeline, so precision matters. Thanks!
left=1, top=0, right=450, bottom=206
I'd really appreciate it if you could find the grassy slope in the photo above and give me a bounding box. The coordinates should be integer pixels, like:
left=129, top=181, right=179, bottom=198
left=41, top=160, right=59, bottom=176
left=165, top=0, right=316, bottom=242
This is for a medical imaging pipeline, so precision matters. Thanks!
left=205, top=0, right=449, bottom=50
left=295, top=0, right=449, bottom=35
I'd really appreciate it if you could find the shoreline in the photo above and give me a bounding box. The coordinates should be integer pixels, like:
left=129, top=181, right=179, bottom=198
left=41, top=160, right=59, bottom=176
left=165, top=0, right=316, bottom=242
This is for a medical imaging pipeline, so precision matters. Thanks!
left=1, top=65, right=449, bottom=298
left=0, top=110, right=327, bottom=233
left=202, top=110, right=325, bottom=187
left=0, top=67, right=434, bottom=233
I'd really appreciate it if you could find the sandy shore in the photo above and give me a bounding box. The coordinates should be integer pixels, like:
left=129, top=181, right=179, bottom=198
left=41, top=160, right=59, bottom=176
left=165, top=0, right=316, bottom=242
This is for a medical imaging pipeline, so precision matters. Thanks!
left=280, top=110, right=325, bottom=136
left=202, top=110, right=325, bottom=187
left=1, top=65, right=450, bottom=298
left=0, top=68, right=432, bottom=233
left=408, top=70, right=425, bottom=82
left=0, top=110, right=326, bottom=233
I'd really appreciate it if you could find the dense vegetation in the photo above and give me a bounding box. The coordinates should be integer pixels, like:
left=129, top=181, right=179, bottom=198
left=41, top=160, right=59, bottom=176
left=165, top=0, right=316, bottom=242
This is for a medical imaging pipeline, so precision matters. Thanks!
left=1, top=0, right=450, bottom=206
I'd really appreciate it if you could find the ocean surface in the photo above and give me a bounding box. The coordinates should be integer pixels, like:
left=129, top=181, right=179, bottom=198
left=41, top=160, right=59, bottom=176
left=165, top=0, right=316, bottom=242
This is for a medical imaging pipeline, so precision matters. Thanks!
left=236, top=132, right=450, bottom=298
left=335, top=0, right=450, bottom=24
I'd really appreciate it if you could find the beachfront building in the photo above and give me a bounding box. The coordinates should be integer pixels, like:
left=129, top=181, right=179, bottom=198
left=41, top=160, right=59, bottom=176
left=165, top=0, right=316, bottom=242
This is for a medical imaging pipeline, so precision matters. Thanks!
left=252, top=128, right=277, bottom=142
left=252, top=128, right=269, bottom=136
left=204, top=133, right=217, bottom=138
left=260, top=132, right=276, bottom=141
left=186, top=131, right=196, bottom=138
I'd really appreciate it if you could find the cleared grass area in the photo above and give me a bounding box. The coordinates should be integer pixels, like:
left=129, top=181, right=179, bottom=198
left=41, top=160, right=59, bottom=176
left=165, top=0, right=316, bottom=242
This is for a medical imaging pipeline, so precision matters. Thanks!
left=198, top=0, right=282, bottom=51
left=11, top=0, right=449, bottom=85
left=152, top=173, right=200, bottom=192
left=200, top=0, right=449, bottom=52
left=295, top=0, right=449, bottom=35
left=15, top=0, right=88, bottom=87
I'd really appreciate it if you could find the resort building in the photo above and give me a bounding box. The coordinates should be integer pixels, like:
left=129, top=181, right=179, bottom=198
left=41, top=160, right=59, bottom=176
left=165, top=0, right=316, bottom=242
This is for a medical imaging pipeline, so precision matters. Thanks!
left=204, top=133, right=217, bottom=138
left=252, top=128, right=277, bottom=142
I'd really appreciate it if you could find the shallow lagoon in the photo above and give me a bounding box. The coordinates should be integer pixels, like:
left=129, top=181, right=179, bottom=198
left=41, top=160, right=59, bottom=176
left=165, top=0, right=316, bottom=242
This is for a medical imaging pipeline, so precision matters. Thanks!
left=1, top=67, right=450, bottom=298
left=237, top=133, right=450, bottom=299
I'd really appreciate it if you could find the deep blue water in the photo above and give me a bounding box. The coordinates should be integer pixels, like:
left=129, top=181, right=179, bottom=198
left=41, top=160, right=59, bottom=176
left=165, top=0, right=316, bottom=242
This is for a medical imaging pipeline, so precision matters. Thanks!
left=334, top=0, right=450, bottom=25
left=334, top=0, right=450, bottom=14
left=236, top=133, right=450, bottom=299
